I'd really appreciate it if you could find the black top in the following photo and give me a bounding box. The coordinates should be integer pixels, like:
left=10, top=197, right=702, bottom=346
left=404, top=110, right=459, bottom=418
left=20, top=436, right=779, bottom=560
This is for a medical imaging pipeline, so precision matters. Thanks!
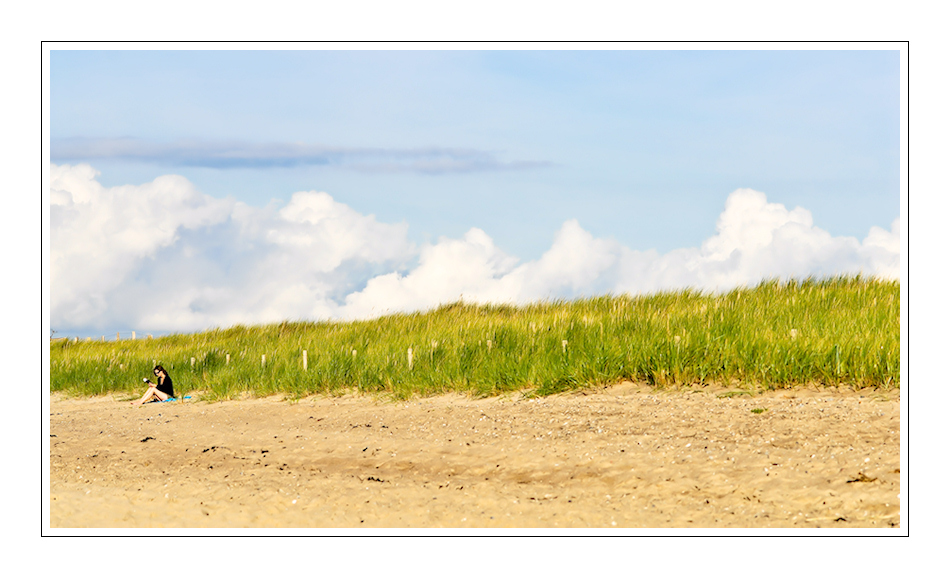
left=157, top=375, right=174, bottom=397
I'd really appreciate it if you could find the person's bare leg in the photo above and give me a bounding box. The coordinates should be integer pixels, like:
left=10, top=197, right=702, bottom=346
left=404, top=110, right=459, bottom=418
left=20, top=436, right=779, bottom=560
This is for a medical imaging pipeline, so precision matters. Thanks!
left=132, top=386, right=160, bottom=405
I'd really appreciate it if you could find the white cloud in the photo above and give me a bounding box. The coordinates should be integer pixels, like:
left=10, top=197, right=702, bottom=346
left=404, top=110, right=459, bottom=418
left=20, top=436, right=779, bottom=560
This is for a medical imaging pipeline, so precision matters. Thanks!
left=50, top=164, right=413, bottom=332
left=50, top=164, right=234, bottom=327
left=340, top=228, right=521, bottom=318
left=607, top=188, right=902, bottom=295
left=49, top=164, right=901, bottom=334
left=340, top=189, right=901, bottom=317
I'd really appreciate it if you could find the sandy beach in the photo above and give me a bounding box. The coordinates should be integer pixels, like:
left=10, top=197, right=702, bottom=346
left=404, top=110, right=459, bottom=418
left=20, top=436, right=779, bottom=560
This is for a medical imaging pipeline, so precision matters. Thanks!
left=49, top=382, right=900, bottom=529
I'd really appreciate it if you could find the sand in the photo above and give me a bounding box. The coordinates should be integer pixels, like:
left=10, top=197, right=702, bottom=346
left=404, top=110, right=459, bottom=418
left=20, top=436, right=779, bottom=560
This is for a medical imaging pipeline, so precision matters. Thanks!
left=48, top=382, right=900, bottom=529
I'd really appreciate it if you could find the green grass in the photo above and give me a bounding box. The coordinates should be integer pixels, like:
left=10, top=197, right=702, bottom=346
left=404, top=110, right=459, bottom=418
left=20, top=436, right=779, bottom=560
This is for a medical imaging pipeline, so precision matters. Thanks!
left=49, top=276, right=900, bottom=400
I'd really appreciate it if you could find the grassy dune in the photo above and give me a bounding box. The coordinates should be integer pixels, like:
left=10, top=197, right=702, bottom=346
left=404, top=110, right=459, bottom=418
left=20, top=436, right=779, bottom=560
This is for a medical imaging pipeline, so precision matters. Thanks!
left=49, top=276, right=900, bottom=400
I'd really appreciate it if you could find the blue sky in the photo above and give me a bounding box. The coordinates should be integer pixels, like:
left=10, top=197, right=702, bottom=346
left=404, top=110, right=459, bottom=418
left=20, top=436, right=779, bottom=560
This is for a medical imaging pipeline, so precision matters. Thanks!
left=49, top=48, right=901, bottom=336
left=52, top=49, right=898, bottom=255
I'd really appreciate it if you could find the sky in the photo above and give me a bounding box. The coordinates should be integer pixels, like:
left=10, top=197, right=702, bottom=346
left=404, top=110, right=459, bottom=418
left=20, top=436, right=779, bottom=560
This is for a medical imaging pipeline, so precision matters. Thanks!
left=48, top=48, right=902, bottom=338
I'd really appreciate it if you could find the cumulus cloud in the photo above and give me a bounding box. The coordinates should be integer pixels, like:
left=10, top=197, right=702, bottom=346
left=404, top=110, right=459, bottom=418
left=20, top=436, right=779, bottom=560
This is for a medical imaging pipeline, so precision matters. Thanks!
left=607, top=188, right=902, bottom=295
left=50, top=164, right=234, bottom=327
left=50, top=164, right=414, bottom=332
left=50, top=138, right=554, bottom=174
left=49, top=165, right=901, bottom=335
left=339, top=190, right=901, bottom=317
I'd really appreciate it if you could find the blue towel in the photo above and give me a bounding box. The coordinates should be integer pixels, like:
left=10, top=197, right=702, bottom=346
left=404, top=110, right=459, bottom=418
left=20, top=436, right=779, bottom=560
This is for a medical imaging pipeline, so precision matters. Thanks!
left=161, top=396, right=192, bottom=403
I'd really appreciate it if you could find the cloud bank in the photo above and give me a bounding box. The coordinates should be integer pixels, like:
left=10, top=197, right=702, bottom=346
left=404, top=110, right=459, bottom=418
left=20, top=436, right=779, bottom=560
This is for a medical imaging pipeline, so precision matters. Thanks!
left=50, top=164, right=900, bottom=334
left=50, top=138, right=553, bottom=174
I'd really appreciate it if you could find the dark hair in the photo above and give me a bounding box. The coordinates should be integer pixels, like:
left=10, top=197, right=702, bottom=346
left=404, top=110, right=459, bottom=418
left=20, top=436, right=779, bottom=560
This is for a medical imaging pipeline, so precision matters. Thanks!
left=153, top=365, right=167, bottom=375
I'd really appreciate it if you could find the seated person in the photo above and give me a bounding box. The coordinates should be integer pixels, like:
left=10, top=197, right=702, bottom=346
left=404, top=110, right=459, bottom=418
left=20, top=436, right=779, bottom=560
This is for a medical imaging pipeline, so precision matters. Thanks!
left=131, top=365, right=174, bottom=405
